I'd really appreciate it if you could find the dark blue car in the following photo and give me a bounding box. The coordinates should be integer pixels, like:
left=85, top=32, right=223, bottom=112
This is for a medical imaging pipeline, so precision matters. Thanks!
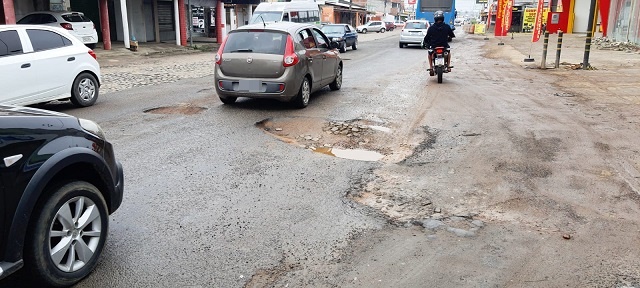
left=321, top=24, right=358, bottom=53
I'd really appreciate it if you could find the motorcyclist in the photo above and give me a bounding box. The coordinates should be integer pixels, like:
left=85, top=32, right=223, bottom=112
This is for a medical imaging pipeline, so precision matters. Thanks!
left=422, top=11, right=455, bottom=75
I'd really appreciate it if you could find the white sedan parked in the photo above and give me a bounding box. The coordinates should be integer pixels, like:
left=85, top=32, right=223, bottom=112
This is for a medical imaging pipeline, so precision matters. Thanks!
left=0, top=25, right=101, bottom=107
left=17, top=11, right=99, bottom=49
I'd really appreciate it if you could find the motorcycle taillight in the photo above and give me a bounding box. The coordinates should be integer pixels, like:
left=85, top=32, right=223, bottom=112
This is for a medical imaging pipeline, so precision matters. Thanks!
left=436, top=48, right=444, bottom=54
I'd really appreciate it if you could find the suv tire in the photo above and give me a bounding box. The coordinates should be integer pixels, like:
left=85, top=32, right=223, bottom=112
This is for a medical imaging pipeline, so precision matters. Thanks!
left=25, top=181, right=109, bottom=287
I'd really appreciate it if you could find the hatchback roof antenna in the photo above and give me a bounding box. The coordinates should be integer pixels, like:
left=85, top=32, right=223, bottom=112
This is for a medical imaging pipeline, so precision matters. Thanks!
left=259, top=15, right=266, bottom=28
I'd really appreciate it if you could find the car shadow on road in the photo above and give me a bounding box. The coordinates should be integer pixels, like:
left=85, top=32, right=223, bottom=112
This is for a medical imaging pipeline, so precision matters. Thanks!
left=217, top=87, right=336, bottom=111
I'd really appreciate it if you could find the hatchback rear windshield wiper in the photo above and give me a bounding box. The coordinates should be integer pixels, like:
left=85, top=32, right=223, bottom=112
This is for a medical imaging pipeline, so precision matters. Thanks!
left=233, top=48, right=253, bottom=52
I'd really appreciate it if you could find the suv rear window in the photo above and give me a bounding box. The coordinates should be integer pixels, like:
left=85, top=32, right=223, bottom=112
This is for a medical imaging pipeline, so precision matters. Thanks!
left=223, top=31, right=286, bottom=55
left=405, top=22, right=428, bottom=29
left=61, top=13, right=90, bottom=22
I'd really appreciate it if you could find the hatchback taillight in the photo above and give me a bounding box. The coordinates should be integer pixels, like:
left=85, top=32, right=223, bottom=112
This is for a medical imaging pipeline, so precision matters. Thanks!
left=60, top=23, right=73, bottom=30
left=283, top=35, right=299, bottom=67
left=88, top=50, right=97, bottom=60
left=215, top=35, right=228, bottom=65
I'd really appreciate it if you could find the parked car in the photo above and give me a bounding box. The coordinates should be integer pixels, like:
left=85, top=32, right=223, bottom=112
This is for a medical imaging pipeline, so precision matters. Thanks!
left=214, top=22, right=343, bottom=108
left=399, top=20, right=430, bottom=48
left=0, top=105, right=124, bottom=286
left=0, top=25, right=101, bottom=107
left=321, top=23, right=358, bottom=53
left=384, top=21, right=395, bottom=31
left=394, top=20, right=405, bottom=28
left=17, top=11, right=99, bottom=49
left=356, top=21, right=386, bottom=33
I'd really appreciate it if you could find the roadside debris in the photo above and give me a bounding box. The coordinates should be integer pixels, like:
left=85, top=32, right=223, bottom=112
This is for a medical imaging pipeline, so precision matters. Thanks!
left=593, top=37, right=640, bottom=52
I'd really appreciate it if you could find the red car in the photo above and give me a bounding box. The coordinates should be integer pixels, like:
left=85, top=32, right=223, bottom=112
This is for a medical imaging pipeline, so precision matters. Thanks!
left=384, top=21, right=395, bottom=31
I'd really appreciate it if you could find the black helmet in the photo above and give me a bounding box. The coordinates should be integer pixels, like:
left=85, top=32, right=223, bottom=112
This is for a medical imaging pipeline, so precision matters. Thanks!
left=434, top=11, right=445, bottom=23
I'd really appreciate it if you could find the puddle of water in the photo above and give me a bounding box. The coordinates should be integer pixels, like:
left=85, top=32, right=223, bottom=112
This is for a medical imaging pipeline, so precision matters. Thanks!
left=368, top=125, right=392, bottom=133
left=312, top=147, right=384, bottom=162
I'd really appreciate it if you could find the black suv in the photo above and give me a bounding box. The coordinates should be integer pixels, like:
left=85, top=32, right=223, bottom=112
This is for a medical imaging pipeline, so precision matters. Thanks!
left=0, top=105, right=123, bottom=287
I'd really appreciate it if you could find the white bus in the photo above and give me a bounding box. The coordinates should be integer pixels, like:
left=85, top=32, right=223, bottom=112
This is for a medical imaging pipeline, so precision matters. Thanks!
left=249, top=1, right=321, bottom=25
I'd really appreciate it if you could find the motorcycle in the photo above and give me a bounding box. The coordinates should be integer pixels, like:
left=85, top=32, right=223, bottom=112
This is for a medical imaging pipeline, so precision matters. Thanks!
left=429, top=46, right=450, bottom=83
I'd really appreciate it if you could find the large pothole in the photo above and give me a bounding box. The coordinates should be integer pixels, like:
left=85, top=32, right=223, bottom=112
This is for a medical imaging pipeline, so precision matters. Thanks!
left=255, top=117, right=393, bottom=162
left=144, top=103, right=207, bottom=115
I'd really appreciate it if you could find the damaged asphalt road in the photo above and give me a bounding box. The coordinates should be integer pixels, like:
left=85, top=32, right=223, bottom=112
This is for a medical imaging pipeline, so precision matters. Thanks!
left=5, top=30, right=640, bottom=287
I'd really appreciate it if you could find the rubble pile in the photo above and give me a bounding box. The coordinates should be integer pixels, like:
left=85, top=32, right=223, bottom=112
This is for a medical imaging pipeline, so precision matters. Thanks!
left=593, top=37, right=640, bottom=52
left=322, top=121, right=371, bottom=138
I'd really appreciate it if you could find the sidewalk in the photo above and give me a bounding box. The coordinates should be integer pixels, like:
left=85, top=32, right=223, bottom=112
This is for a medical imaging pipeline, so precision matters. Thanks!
left=470, top=31, right=640, bottom=106
left=93, top=40, right=219, bottom=68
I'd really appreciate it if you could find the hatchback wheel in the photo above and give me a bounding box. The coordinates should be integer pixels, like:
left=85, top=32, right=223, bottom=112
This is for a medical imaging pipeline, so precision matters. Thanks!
left=352, top=39, right=358, bottom=50
left=380, top=28, right=385, bottom=33
left=70, top=73, right=99, bottom=107
left=329, top=65, right=342, bottom=91
left=339, top=41, right=346, bottom=53
left=292, top=77, right=311, bottom=108
left=25, top=181, right=108, bottom=287
left=362, top=28, right=367, bottom=34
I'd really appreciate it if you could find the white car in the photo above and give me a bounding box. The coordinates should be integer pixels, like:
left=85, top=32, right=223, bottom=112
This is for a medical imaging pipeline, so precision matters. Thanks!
left=0, top=25, right=101, bottom=107
left=356, top=21, right=386, bottom=34
left=399, top=20, right=430, bottom=48
left=17, top=11, right=99, bottom=49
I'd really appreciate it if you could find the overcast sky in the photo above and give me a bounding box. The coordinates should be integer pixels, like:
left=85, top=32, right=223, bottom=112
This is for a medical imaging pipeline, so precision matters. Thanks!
left=456, top=0, right=486, bottom=15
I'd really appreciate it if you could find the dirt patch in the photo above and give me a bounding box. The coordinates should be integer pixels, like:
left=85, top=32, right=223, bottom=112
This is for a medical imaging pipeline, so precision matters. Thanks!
left=244, top=257, right=301, bottom=288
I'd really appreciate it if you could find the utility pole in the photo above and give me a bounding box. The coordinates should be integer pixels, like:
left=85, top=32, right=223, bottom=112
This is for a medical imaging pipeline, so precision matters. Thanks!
left=582, top=0, right=597, bottom=69
left=349, top=0, right=353, bottom=26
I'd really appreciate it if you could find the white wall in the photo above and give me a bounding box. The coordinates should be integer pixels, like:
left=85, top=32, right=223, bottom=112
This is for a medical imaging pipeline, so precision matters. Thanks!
left=573, top=0, right=590, bottom=33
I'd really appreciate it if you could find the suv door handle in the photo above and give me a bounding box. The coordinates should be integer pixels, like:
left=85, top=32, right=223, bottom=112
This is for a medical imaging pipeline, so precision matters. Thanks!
left=67, top=57, right=75, bottom=61
left=21, top=63, right=30, bottom=68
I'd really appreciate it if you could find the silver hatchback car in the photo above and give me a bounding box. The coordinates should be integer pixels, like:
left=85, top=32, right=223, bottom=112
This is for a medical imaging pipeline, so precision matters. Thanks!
left=214, top=22, right=343, bottom=108
left=399, top=20, right=430, bottom=48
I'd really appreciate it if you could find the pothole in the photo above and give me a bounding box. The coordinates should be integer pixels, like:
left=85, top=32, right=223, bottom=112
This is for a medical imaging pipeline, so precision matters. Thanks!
left=144, top=104, right=207, bottom=115
left=255, top=117, right=393, bottom=162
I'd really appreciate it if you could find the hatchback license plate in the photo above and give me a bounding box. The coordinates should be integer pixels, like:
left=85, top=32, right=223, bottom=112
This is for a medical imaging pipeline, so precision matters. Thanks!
left=239, top=80, right=261, bottom=92
left=82, top=36, right=92, bottom=42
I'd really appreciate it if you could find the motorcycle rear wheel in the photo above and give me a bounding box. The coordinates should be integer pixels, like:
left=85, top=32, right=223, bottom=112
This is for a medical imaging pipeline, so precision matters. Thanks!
left=436, top=66, right=443, bottom=83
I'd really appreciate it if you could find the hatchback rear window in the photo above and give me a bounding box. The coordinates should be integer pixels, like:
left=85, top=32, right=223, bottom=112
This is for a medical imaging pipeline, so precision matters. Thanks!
left=61, top=13, right=91, bottom=22
left=223, top=31, right=286, bottom=55
left=405, top=22, right=428, bottom=29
